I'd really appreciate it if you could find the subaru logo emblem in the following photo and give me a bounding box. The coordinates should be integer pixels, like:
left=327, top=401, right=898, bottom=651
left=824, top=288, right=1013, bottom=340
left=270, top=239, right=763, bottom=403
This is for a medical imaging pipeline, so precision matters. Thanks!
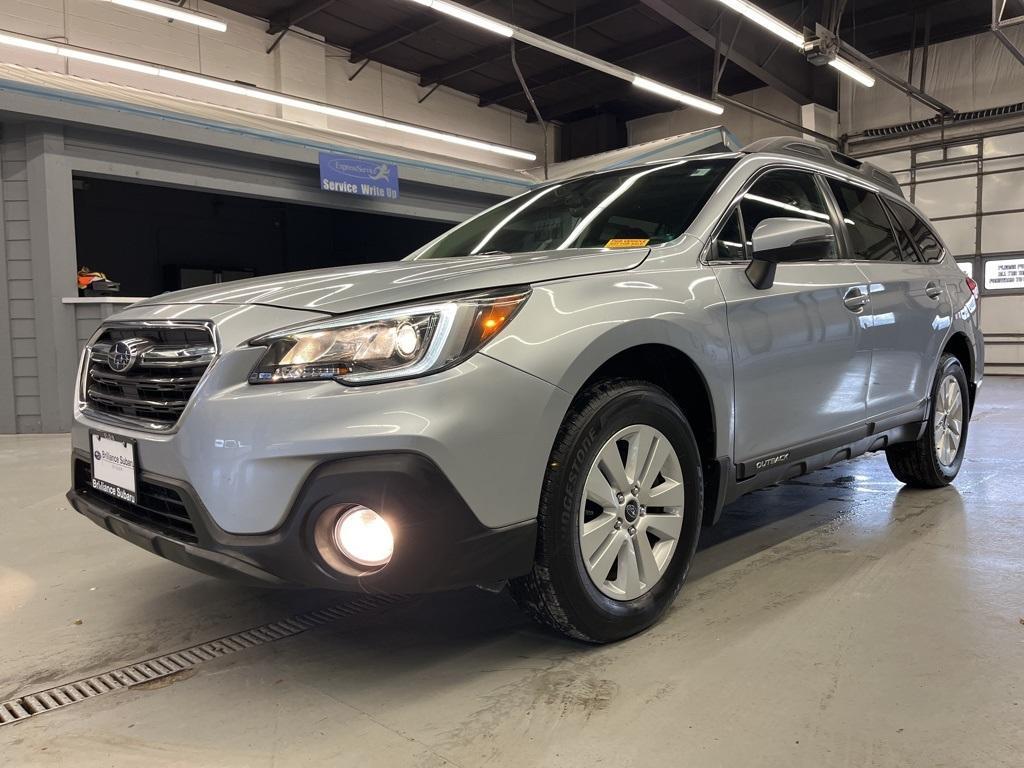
left=108, top=338, right=151, bottom=374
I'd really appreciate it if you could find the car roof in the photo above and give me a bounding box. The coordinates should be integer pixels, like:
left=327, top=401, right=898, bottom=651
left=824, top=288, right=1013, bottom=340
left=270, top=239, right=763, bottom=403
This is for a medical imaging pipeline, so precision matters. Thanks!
left=552, top=138, right=904, bottom=201
left=739, top=137, right=904, bottom=197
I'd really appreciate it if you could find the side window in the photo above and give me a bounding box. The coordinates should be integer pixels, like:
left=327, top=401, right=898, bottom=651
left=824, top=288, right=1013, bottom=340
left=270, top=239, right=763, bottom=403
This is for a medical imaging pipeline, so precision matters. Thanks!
left=827, top=180, right=902, bottom=262
left=712, top=209, right=745, bottom=261
left=740, top=169, right=836, bottom=259
left=888, top=202, right=944, bottom=263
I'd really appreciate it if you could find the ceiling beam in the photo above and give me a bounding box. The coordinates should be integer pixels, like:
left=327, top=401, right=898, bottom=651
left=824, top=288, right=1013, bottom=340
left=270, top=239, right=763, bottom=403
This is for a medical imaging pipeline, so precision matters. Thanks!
left=267, top=0, right=339, bottom=35
left=349, top=9, right=441, bottom=63
left=527, top=81, right=635, bottom=123
left=637, top=0, right=817, bottom=104
left=525, top=66, right=709, bottom=123
left=479, top=28, right=690, bottom=107
left=835, top=0, right=962, bottom=37
left=418, top=0, right=637, bottom=87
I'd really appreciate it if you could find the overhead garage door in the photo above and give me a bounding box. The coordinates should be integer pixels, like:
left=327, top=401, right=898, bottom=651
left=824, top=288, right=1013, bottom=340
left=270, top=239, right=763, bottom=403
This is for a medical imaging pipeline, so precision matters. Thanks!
left=861, top=131, right=1024, bottom=375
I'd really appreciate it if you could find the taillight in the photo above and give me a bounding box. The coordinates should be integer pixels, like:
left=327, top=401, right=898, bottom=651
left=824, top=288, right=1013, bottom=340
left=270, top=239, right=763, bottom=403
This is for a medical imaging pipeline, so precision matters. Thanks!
left=965, top=275, right=979, bottom=298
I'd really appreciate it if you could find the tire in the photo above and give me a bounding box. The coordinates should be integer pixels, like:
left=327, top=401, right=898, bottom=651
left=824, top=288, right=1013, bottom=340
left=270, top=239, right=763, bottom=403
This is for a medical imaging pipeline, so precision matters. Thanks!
left=885, top=354, right=970, bottom=488
left=509, top=379, right=703, bottom=643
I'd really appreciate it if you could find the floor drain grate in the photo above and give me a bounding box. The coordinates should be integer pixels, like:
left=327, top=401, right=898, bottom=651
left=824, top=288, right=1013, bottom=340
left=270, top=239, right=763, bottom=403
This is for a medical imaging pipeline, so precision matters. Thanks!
left=0, top=594, right=406, bottom=727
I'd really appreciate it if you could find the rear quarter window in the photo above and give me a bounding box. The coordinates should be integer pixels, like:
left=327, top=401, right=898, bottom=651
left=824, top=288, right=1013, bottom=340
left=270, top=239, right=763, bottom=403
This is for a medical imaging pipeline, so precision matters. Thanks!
left=888, top=202, right=944, bottom=263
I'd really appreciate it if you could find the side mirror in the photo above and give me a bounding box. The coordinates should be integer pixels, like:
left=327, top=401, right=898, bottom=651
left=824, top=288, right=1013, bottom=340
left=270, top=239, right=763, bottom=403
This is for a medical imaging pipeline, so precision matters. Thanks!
left=745, top=217, right=836, bottom=290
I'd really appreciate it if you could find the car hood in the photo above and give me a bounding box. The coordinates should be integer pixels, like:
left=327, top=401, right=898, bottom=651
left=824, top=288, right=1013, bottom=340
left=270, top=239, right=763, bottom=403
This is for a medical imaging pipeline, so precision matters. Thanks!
left=131, top=247, right=650, bottom=315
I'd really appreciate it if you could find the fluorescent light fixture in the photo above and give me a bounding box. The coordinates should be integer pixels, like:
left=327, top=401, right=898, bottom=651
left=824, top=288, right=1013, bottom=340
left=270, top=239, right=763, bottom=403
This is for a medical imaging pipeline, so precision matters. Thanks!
left=0, top=31, right=160, bottom=74
left=0, top=32, right=60, bottom=54
left=403, top=0, right=722, bottom=114
left=828, top=57, right=875, bottom=87
left=0, top=30, right=536, bottom=161
left=61, top=48, right=161, bottom=75
left=155, top=70, right=536, bottom=159
left=712, top=0, right=873, bottom=87
left=409, top=0, right=513, bottom=37
left=713, top=0, right=805, bottom=49
left=633, top=76, right=724, bottom=115
left=158, top=68, right=251, bottom=96
left=101, top=0, right=228, bottom=32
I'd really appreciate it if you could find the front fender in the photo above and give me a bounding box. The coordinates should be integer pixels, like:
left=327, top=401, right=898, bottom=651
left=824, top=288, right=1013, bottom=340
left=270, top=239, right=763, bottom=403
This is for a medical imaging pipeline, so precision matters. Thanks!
left=483, top=250, right=734, bottom=459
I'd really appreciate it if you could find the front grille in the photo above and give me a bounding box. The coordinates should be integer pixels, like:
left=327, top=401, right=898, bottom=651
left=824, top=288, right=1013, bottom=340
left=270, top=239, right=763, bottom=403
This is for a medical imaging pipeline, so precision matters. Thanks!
left=84, top=324, right=215, bottom=430
left=74, top=459, right=198, bottom=543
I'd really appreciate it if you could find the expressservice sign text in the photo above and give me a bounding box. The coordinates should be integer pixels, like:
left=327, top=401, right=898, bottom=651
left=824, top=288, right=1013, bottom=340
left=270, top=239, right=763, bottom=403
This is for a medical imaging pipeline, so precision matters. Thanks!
left=319, top=152, right=399, bottom=200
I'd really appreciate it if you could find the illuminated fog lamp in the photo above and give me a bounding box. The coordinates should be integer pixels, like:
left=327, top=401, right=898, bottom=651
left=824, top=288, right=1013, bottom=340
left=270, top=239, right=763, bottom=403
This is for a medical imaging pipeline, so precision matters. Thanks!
left=334, top=506, right=394, bottom=567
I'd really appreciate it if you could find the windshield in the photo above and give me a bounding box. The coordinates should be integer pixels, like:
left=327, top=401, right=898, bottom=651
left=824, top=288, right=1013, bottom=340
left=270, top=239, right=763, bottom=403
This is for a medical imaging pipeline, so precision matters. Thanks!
left=409, top=156, right=737, bottom=260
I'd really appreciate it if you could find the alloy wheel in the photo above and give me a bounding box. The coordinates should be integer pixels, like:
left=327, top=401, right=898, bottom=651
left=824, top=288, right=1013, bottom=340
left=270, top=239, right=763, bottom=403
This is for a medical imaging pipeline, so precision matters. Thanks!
left=578, top=424, right=684, bottom=601
left=933, top=373, right=964, bottom=467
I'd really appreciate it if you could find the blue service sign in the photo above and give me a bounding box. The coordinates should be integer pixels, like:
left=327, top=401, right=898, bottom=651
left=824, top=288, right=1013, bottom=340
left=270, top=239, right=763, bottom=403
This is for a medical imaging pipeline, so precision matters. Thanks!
left=319, top=152, right=399, bottom=200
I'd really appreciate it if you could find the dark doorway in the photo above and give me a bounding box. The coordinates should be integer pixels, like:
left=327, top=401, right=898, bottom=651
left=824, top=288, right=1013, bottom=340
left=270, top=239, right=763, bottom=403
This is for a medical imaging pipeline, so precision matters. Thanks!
left=72, top=177, right=452, bottom=297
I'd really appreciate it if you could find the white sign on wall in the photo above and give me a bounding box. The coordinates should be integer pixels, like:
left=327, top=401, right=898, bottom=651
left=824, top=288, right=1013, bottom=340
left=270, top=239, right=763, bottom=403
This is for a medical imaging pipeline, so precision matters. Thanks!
left=984, top=258, right=1024, bottom=290
left=956, top=261, right=973, bottom=279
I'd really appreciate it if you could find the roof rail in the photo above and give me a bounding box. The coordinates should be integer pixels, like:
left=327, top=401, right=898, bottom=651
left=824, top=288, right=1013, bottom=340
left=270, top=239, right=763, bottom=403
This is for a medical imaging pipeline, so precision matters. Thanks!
left=742, top=137, right=904, bottom=198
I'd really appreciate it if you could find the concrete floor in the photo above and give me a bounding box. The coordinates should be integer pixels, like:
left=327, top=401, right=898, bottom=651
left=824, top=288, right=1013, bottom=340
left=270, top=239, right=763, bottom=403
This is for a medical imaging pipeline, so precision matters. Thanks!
left=1, top=380, right=1022, bottom=766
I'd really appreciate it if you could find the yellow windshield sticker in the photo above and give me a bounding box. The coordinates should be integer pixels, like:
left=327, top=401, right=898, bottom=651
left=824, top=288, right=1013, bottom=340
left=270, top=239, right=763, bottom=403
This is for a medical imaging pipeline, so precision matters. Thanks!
left=605, top=238, right=650, bottom=249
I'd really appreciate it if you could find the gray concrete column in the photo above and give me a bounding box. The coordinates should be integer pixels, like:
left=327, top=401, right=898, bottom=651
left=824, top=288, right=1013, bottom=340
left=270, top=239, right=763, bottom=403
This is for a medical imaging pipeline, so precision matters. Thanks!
left=800, top=103, right=839, bottom=142
left=26, top=123, right=78, bottom=432
left=0, top=127, right=17, bottom=433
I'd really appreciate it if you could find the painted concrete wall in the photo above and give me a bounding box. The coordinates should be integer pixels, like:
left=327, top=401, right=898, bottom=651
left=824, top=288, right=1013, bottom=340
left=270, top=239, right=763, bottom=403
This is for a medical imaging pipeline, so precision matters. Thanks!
left=0, top=0, right=553, bottom=169
left=1, top=124, right=51, bottom=434
left=0, top=123, right=79, bottom=433
left=0, top=125, right=28, bottom=433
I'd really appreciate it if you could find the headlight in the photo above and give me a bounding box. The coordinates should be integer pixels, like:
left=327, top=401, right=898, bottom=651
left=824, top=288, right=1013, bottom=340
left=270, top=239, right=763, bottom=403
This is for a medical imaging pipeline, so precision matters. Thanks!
left=248, top=287, right=530, bottom=385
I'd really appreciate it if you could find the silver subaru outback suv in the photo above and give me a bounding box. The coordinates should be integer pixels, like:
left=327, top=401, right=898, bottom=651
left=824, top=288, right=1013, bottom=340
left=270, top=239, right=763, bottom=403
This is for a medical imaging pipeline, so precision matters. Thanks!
left=69, top=137, right=983, bottom=643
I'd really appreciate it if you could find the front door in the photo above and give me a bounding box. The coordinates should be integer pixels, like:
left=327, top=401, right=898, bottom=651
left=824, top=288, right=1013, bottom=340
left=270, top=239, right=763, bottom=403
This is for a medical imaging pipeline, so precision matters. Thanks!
left=709, top=168, right=871, bottom=469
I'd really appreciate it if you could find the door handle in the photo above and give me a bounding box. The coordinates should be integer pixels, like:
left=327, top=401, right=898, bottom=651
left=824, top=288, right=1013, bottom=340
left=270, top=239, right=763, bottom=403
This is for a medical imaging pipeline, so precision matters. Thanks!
left=925, top=281, right=944, bottom=300
left=843, top=286, right=870, bottom=312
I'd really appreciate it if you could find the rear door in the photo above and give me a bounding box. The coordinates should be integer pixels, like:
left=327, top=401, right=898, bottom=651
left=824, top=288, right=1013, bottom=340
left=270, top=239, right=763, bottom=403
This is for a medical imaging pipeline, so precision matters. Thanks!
left=709, top=168, right=871, bottom=469
left=825, top=179, right=948, bottom=419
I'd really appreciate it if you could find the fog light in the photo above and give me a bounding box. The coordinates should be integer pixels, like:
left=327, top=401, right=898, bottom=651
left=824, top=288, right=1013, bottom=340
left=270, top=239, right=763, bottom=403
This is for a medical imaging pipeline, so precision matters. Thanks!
left=334, top=506, right=393, bottom=567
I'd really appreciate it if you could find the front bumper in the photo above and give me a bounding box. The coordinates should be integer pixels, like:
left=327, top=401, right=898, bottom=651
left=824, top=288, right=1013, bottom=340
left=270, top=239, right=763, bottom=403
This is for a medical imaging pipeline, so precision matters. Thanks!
left=68, top=450, right=537, bottom=592
left=70, top=302, right=570, bottom=591
left=73, top=303, right=571, bottom=534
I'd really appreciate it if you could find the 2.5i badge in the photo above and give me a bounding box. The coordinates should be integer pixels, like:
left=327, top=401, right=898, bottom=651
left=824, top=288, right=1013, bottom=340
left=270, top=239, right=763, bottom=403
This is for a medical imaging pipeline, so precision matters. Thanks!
left=90, top=431, right=138, bottom=504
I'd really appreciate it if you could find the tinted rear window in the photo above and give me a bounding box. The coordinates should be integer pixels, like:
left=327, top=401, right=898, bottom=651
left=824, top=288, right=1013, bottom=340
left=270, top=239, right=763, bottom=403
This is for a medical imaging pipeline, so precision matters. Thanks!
left=888, top=202, right=944, bottom=263
left=410, top=158, right=737, bottom=259
left=827, top=180, right=902, bottom=262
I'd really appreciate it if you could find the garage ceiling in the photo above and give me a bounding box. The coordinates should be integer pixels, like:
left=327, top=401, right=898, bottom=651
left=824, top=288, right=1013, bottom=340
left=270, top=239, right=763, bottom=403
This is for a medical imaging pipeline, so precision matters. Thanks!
left=211, top=0, right=991, bottom=125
